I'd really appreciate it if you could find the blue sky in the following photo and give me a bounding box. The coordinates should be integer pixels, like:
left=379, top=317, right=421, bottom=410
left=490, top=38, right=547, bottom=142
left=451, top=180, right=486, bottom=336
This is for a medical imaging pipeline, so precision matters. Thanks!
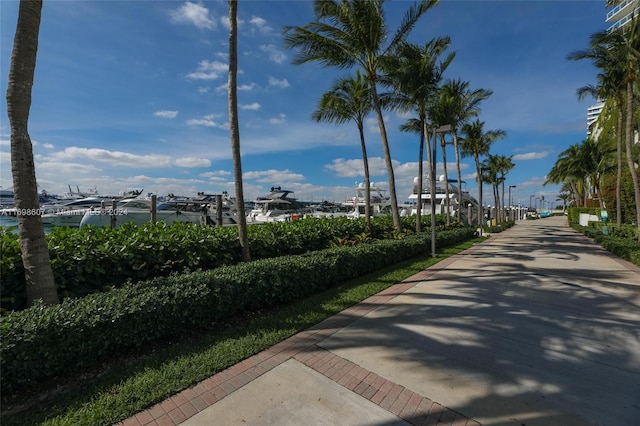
left=0, top=0, right=608, bottom=208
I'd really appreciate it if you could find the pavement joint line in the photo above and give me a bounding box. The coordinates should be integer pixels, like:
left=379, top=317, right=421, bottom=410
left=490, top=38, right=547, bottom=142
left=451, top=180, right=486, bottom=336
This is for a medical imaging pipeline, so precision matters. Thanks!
left=120, top=242, right=487, bottom=426
left=294, top=345, right=481, bottom=426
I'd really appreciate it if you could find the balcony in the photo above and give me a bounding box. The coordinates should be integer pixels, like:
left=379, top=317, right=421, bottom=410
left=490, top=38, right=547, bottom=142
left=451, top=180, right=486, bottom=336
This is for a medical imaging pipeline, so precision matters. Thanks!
left=607, top=6, right=639, bottom=33
left=606, top=0, right=637, bottom=22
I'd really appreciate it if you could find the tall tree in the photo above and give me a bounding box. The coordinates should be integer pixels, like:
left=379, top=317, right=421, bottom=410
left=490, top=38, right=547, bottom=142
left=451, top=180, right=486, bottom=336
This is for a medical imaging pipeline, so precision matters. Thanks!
left=460, top=120, right=506, bottom=229
left=399, top=117, right=426, bottom=232
left=438, top=79, right=492, bottom=222
left=228, top=0, right=250, bottom=261
left=380, top=37, right=454, bottom=231
left=284, top=0, right=439, bottom=231
left=482, top=155, right=501, bottom=222
left=7, top=0, right=59, bottom=306
left=546, top=138, right=615, bottom=210
left=494, top=155, right=515, bottom=222
left=568, top=17, right=640, bottom=239
left=312, top=71, right=373, bottom=231
left=546, top=142, right=588, bottom=207
left=569, top=30, right=626, bottom=226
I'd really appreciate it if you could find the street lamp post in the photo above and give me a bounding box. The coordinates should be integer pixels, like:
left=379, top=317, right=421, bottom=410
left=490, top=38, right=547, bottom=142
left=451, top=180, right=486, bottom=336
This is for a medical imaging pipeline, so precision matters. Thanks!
left=430, top=124, right=452, bottom=257
left=508, top=185, right=516, bottom=221
left=479, top=166, right=490, bottom=236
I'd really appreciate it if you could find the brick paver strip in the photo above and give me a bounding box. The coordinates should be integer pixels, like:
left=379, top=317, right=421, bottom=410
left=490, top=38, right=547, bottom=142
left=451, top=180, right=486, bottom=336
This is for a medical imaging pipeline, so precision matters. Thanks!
left=122, top=261, right=483, bottom=426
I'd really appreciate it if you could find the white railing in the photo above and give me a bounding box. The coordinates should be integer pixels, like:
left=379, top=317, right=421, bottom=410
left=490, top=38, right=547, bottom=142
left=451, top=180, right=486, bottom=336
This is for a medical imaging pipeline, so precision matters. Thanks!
left=607, top=7, right=639, bottom=32
left=607, top=0, right=634, bottom=21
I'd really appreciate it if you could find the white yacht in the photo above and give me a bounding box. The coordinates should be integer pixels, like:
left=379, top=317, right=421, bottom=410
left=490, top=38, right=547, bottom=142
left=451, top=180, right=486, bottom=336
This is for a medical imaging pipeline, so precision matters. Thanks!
left=342, top=182, right=393, bottom=218
left=40, top=197, right=113, bottom=227
left=246, top=187, right=302, bottom=223
left=409, top=175, right=479, bottom=224
left=79, top=193, right=238, bottom=228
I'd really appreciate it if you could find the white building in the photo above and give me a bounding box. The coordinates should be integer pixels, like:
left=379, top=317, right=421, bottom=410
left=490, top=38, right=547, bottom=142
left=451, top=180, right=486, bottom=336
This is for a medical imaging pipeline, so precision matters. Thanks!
left=587, top=100, right=605, bottom=135
left=606, top=0, right=639, bottom=33
left=585, top=1, right=639, bottom=133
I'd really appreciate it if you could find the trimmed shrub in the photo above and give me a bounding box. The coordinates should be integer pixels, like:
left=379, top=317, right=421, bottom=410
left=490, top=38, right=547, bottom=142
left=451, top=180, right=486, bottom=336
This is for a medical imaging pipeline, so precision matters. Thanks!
left=1, top=215, right=460, bottom=312
left=0, top=227, right=474, bottom=392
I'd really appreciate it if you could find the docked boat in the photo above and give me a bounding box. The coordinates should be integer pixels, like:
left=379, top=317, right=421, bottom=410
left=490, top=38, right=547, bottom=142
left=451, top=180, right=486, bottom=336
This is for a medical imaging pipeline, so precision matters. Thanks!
left=0, top=188, right=15, bottom=209
left=246, top=187, right=302, bottom=223
left=302, top=201, right=349, bottom=219
left=79, top=192, right=238, bottom=228
left=40, top=197, right=114, bottom=227
left=408, top=176, right=479, bottom=225
left=342, top=182, right=393, bottom=219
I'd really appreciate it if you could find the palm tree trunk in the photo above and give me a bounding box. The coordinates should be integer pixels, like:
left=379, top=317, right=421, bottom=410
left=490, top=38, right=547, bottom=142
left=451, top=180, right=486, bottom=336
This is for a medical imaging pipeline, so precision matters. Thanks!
left=440, top=134, right=450, bottom=226
left=624, top=80, right=640, bottom=241
left=424, top=118, right=435, bottom=230
left=416, top=120, right=425, bottom=233
left=357, top=124, right=371, bottom=232
left=493, top=184, right=499, bottom=224
left=475, top=156, right=482, bottom=229
left=616, top=102, right=623, bottom=228
left=369, top=80, right=401, bottom=231
left=500, top=178, right=505, bottom=222
left=228, top=0, right=250, bottom=261
left=7, top=0, right=59, bottom=306
left=453, top=130, right=463, bottom=223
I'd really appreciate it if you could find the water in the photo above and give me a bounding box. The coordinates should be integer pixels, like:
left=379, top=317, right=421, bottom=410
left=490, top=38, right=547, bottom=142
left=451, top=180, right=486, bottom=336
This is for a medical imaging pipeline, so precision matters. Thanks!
left=0, top=215, right=56, bottom=234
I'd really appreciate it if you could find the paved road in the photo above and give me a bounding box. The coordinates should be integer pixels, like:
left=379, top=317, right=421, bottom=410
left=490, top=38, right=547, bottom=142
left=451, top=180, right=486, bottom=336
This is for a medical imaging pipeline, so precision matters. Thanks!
left=122, top=216, right=640, bottom=426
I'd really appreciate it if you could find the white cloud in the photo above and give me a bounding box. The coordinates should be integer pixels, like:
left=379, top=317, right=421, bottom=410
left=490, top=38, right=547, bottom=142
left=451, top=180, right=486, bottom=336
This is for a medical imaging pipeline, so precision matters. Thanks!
left=200, top=170, right=231, bottom=178
left=269, top=113, right=286, bottom=125
left=187, top=118, right=229, bottom=129
left=186, top=60, right=228, bottom=80
left=268, top=76, right=290, bottom=88
left=220, top=15, right=244, bottom=30
left=42, top=143, right=55, bottom=149
left=198, top=86, right=210, bottom=93
left=324, top=157, right=394, bottom=178
left=36, top=161, right=101, bottom=174
left=259, top=44, right=286, bottom=64
left=50, top=147, right=172, bottom=168
left=173, top=157, right=211, bottom=167
left=0, top=139, right=10, bottom=146
left=243, top=169, right=304, bottom=183
left=513, top=151, right=549, bottom=161
left=170, top=2, right=216, bottom=30
left=240, top=102, right=261, bottom=111
left=154, top=110, right=179, bottom=119
left=249, top=16, right=273, bottom=34
left=215, top=82, right=256, bottom=94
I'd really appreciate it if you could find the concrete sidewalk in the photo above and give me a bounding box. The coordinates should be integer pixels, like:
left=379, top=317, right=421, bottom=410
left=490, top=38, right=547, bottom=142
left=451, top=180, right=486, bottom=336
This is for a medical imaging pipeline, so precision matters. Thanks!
left=120, top=216, right=640, bottom=426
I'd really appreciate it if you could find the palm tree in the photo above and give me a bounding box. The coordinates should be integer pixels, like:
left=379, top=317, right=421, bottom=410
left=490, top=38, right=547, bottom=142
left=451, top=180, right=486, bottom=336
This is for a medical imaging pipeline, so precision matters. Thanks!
left=546, top=138, right=615, bottom=209
left=569, top=33, right=626, bottom=226
left=460, top=120, right=506, bottom=229
left=568, top=17, right=640, bottom=239
left=312, top=71, right=373, bottom=231
left=379, top=37, right=454, bottom=231
left=228, top=0, right=250, bottom=261
left=6, top=0, right=59, bottom=306
left=438, top=80, right=493, bottom=222
left=482, top=155, right=501, bottom=222
left=495, top=155, right=515, bottom=222
left=284, top=0, right=439, bottom=231
left=546, top=143, right=588, bottom=207
left=557, top=186, right=572, bottom=213
left=399, top=117, right=426, bottom=232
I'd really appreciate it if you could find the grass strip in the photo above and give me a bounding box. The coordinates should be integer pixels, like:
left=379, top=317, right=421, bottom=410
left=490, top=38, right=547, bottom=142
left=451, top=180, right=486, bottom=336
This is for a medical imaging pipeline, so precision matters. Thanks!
left=1, top=237, right=484, bottom=426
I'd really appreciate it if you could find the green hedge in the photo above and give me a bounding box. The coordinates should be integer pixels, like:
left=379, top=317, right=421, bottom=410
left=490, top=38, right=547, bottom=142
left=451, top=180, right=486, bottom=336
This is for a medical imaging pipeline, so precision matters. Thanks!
left=1, top=215, right=459, bottom=312
left=570, top=223, right=640, bottom=266
left=0, top=227, right=475, bottom=393
left=567, top=207, right=601, bottom=224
